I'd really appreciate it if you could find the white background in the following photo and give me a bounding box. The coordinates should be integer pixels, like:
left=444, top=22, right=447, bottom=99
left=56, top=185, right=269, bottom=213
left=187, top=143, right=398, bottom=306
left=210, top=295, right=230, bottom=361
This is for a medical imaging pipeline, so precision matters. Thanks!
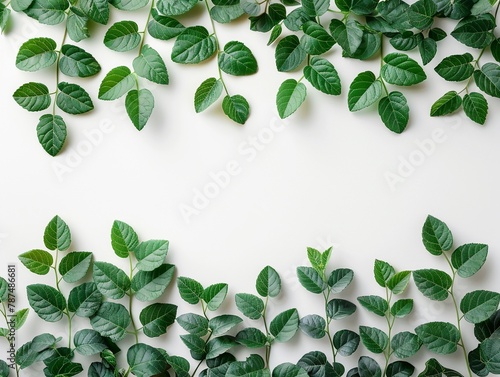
left=1, top=5, right=499, bottom=374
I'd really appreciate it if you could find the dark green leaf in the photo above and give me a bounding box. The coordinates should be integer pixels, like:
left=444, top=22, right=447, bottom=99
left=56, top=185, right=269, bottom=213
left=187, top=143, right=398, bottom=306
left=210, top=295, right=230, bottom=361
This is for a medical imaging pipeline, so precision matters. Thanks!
left=43, top=356, right=83, bottom=377
left=326, top=299, right=357, bottom=320
left=302, top=0, right=329, bottom=17
left=299, top=314, right=326, bottom=339
left=68, top=282, right=102, bottom=317
left=156, top=0, right=197, bottom=16
left=235, top=293, right=264, bottom=319
left=36, top=114, right=67, bottom=156
left=408, top=0, right=436, bottom=29
left=60, top=44, right=100, bottom=77
left=140, top=303, right=177, bottom=337
left=334, top=330, right=360, bottom=356
left=127, top=343, right=168, bottom=377
left=16, top=37, right=57, bottom=72
left=74, top=329, right=107, bottom=355
left=171, top=26, right=217, bottom=64
left=348, top=71, right=382, bottom=111
left=461, top=290, right=500, bottom=324
left=297, top=266, right=327, bottom=294
left=209, top=314, right=243, bottom=336
left=357, top=295, right=388, bottom=316
left=386, top=361, right=414, bottom=377
left=59, top=251, right=92, bottom=283
left=93, top=261, right=130, bottom=299
left=378, top=91, right=410, bottom=134
left=284, top=7, right=314, bottom=31
left=66, top=10, right=89, bottom=43
left=474, top=63, right=500, bottom=98
left=391, top=299, right=413, bottom=318
left=429, top=27, right=447, bottom=41
left=177, top=276, right=204, bottom=305
left=219, top=41, right=258, bottom=76
left=434, top=53, right=474, bottom=81
left=148, top=9, right=185, bottom=40
left=359, top=326, right=388, bottom=354
left=133, top=45, right=169, bottom=84
left=210, top=3, right=245, bottom=23
left=330, top=19, right=363, bottom=55
left=226, top=354, right=269, bottom=377
left=111, top=220, right=139, bottom=258
left=27, top=284, right=66, bottom=322
left=56, top=82, right=94, bottom=115
left=256, top=265, right=281, bottom=298
left=24, top=0, right=68, bottom=25
left=236, top=327, right=267, bottom=348
left=80, top=0, right=108, bottom=24
left=125, top=89, right=155, bottom=131
left=206, top=336, right=238, bottom=359
left=13, top=82, right=51, bottom=112
left=300, top=21, right=335, bottom=55
left=451, top=14, right=495, bottom=48
left=463, top=93, right=488, bottom=125
left=275, top=35, right=307, bottom=72
left=135, top=240, right=169, bottom=271
left=422, top=215, right=453, bottom=255
left=176, top=313, right=209, bottom=336
left=104, top=20, right=141, bottom=52
left=268, top=24, right=282, bottom=45
left=180, top=334, right=206, bottom=357
left=374, top=260, right=395, bottom=287
left=413, top=269, right=452, bottom=301
left=90, top=302, right=130, bottom=342
left=418, top=37, right=437, bottom=65
left=480, top=331, right=500, bottom=373
left=270, top=308, right=299, bottom=342
left=391, top=331, right=422, bottom=358
left=276, top=79, right=307, bottom=119
left=203, top=283, right=228, bottom=311
left=430, top=91, right=462, bottom=116
left=381, top=53, right=427, bottom=86
left=222, top=95, right=250, bottom=124
left=415, top=322, right=460, bottom=354
left=194, top=78, right=223, bottom=113
left=19, top=249, right=53, bottom=275
left=358, top=356, right=381, bottom=377
left=328, top=268, right=354, bottom=293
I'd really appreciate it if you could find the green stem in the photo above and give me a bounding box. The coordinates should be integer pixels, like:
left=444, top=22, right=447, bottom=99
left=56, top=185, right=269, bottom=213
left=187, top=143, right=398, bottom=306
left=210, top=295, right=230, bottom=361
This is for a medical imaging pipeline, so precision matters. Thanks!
left=129, top=255, right=139, bottom=344
left=53, top=25, right=68, bottom=115
left=137, top=0, right=155, bottom=55
left=54, top=249, right=73, bottom=348
left=382, top=288, right=393, bottom=377
left=262, top=295, right=271, bottom=368
left=323, top=287, right=336, bottom=363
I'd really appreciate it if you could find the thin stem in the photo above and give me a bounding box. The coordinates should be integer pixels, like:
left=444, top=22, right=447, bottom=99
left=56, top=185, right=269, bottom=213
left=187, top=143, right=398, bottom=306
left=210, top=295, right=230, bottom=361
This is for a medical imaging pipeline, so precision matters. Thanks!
left=382, top=288, right=393, bottom=377
left=137, top=0, right=155, bottom=55
left=128, top=255, right=139, bottom=344
left=262, top=295, right=271, bottom=367
left=53, top=25, right=68, bottom=115
left=323, top=287, right=337, bottom=362
left=54, top=249, right=73, bottom=348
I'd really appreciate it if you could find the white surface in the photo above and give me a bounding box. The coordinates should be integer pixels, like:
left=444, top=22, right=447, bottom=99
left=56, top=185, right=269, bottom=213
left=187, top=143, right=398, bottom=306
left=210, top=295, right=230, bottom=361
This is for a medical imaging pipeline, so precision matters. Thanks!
left=1, top=7, right=499, bottom=374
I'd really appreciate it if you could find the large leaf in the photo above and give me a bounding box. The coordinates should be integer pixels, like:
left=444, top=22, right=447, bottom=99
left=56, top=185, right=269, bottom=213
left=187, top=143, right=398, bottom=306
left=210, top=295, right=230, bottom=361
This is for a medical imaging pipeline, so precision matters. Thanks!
left=27, top=284, right=66, bottom=322
left=127, top=343, right=168, bottom=377
left=156, top=0, right=197, bottom=15
left=272, top=363, right=309, bottom=377
left=58, top=251, right=92, bottom=283
left=328, top=268, right=354, bottom=293
left=381, top=53, right=427, bottom=86
left=275, top=35, right=307, bottom=72
left=171, top=26, right=217, bottom=64
left=348, top=71, right=382, bottom=111
left=301, top=21, right=335, bottom=55
left=451, top=14, right=495, bottom=48
left=104, top=20, right=141, bottom=52
left=391, top=299, right=413, bottom=318
left=297, top=266, right=327, bottom=294
left=302, top=0, right=330, bottom=16
left=408, top=0, right=436, bottom=29
left=357, top=295, right=388, bottom=316
left=19, top=249, right=53, bottom=275
left=270, top=308, right=299, bottom=342
left=434, top=53, right=474, bottom=82
left=16, top=37, right=57, bottom=72
left=303, top=57, right=341, bottom=96
left=358, top=356, right=382, bottom=377
left=463, top=93, right=488, bottom=125
left=210, top=2, right=245, bottom=23
left=391, top=331, right=422, bottom=358
left=422, top=215, right=453, bottom=255
left=90, top=302, right=130, bottom=342
left=474, top=63, right=500, bottom=98
left=74, top=329, right=107, bottom=355
left=13, top=82, right=51, bottom=112
left=480, top=331, right=500, bottom=373
left=66, top=10, right=90, bottom=42
left=374, top=260, right=395, bottom=287
left=359, top=326, right=388, bottom=354
left=329, top=19, right=363, bottom=55
left=218, top=41, right=258, bottom=76
left=98, top=66, right=135, bottom=100
left=415, top=322, right=460, bottom=354
left=451, top=243, right=488, bottom=277
left=413, top=269, right=452, bottom=301
left=139, top=303, right=177, bottom=337
left=93, top=261, right=130, bottom=299
left=276, top=79, right=307, bottom=119
left=460, top=290, right=500, bottom=324
left=133, top=45, right=169, bottom=84
left=59, top=45, right=101, bottom=77
left=147, top=9, right=185, bottom=40
left=80, top=0, right=109, bottom=24
left=125, top=89, right=155, bottom=131
left=56, top=82, right=94, bottom=115
left=36, top=114, right=67, bottom=156
left=177, top=276, right=204, bottom=304
left=235, top=293, right=264, bottom=319
left=68, top=282, right=102, bottom=317
left=256, top=265, right=281, bottom=298
left=131, top=263, right=175, bottom=301
left=378, top=91, right=409, bottom=134
left=24, top=0, right=68, bottom=25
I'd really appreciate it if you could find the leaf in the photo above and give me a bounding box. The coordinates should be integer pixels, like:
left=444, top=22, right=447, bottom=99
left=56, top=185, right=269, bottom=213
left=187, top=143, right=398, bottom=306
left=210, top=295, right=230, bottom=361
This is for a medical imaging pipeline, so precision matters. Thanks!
left=300, top=21, right=335, bottom=55
left=451, top=14, right=495, bottom=49
left=422, top=215, right=453, bottom=255
left=27, top=284, right=66, bottom=322
left=413, top=269, right=452, bottom=301
left=111, top=220, right=139, bottom=258
left=297, top=266, right=327, bottom=294
left=276, top=79, right=307, bottom=119
left=194, top=78, right=223, bottom=113
left=345, top=30, right=381, bottom=60
left=241, top=0, right=260, bottom=16
left=16, top=37, right=57, bottom=72
left=235, top=293, right=264, bottom=319
left=418, top=37, right=437, bottom=65
left=389, top=32, right=421, bottom=52
left=334, top=330, right=360, bottom=356
left=326, top=299, right=357, bottom=320
left=358, top=356, right=381, bottom=377
left=180, top=334, right=205, bottom=357
left=218, top=41, right=258, bottom=76
left=386, top=361, right=415, bottom=377
left=56, top=82, right=94, bottom=115
left=272, top=363, right=309, bottom=377
left=13, top=82, right=51, bottom=112
left=59, top=44, right=101, bottom=77
left=177, top=276, right=204, bottom=304
left=209, top=315, right=243, bottom=336
left=202, top=283, right=228, bottom=311
left=302, top=0, right=330, bottom=16
left=68, top=282, right=102, bottom=317
left=348, top=71, right=382, bottom=111
left=304, top=57, right=341, bottom=96
left=58, top=251, right=92, bottom=283
left=328, top=268, right=354, bottom=293
left=210, top=3, right=245, bottom=24
left=134, top=240, right=168, bottom=271
left=435, top=53, right=474, bottom=81
left=451, top=243, right=488, bottom=277
left=386, top=271, right=411, bottom=294
left=156, top=0, right=197, bottom=16
left=139, top=303, right=177, bottom=337
left=236, top=327, right=267, bottom=348
left=357, top=295, right=388, bottom=316
left=88, top=363, right=114, bottom=377
left=226, top=354, right=269, bottom=377
left=127, top=343, right=168, bottom=377
left=43, top=356, right=83, bottom=377
left=148, top=9, right=185, bottom=40
left=24, top=0, right=68, bottom=25
left=19, top=249, right=53, bottom=275
left=268, top=24, right=282, bottom=45
left=176, top=313, right=209, bottom=336
left=11, top=0, right=33, bottom=12
left=14, top=308, right=29, bottom=330
left=460, top=290, right=500, bottom=324
left=256, top=265, right=281, bottom=298
left=90, top=302, right=130, bottom=342
left=474, top=63, right=500, bottom=98
left=474, top=310, right=500, bottom=342
left=378, top=91, right=410, bottom=134
left=391, top=331, right=422, bottom=358
left=336, top=0, right=377, bottom=15
left=93, top=261, right=130, bottom=299
left=131, top=263, right=175, bottom=301
left=381, top=53, right=427, bottom=86
left=391, top=299, right=413, bottom=318
left=270, top=308, right=299, bottom=342
left=74, top=329, right=107, bottom=355
left=0, top=360, right=8, bottom=377
left=408, top=0, right=436, bottom=29
left=171, top=26, right=217, bottom=64
left=222, top=95, right=250, bottom=124
left=126, top=89, right=155, bottom=131
left=16, top=333, right=59, bottom=368
left=80, top=0, right=108, bottom=24
left=36, top=114, right=67, bottom=156
left=359, top=326, right=388, bottom=354
left=104, top=20, right=141, bottom=52
left=480, top=331, right=500, bottom=373
left=430, top=91, right=462, bottom=116
left=206, top=336, right=238, bottom=359
left=298, top=351, right=341, bottom=377
left=429, top=27, right=447, bottom=41
left=374, top=260, right=395, bottom=287
left=133, top=45, right=169, bottom=84
left=98, top=66, right=135, bottom=101
left=165, top=356, right=190, bottom=377
left=275, top=35, right=307, bottom=72
left=66, top=10, right=89, bottom=43
left=299, top=314, right=326, bottom=339
left=415, top=322, right=460, bottom=354
left=463, top=93, right=488, bottom=125
left=330, top=19, right=363, bottom=55
left=284, top=7, right=314, bottom=32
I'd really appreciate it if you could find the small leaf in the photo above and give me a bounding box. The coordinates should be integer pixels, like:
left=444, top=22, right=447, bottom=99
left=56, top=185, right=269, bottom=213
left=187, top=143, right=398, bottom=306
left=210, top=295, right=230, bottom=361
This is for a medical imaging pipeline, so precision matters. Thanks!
left=328, top=268, right=354, bottom=293
left=268, top=24, right=282, bottom=45
left=171, top=26, right=217, bottom=64
left=334, top=330, right=360, bottom=356
left=358, top=356, right=381, bottom=377
left=27, top=284, right=66, bottom=322
left=194, top=78, right=223, bottom=113
left=139, top=303, right=177, bottom=337
left=386, top=361, right=415, bottom=377
left=125, top=89, right=155, bottom=131
left=59, top=251, right=92, bottom=283
left=13, top=82, right=51, bottom=112
left=176, top=313, right=209, bottom=337
left=68, top=282, right=102, bottom=317
left=413, top=269, right=452, bottom=301
left=391, top=299, right=413, bottom=318
left=19, top=249, right=53, bottom=275
left=104, top=20, right=141, bottom=52
left=147, top=9, right=185, bottom=40
left=460, top=290, right=500, bottom=324
left=256, top=265, right=281, bottom=298
left=326, top=299, right=357, bottom=320
left=381, top=53, right=427, bottom=86
left=422, top=215, right=453, bottom=255
left=299, top=314, right=326, bottom=339
left=297, top=266, right=327, bottom=294
left=90, top=302, right=130, bottom=342
left=56, top=82, right=94, bottom=115
left=374, top=260, right=395, bottom=287
left=209, top=314, right=243, bottom=336
left=111, top=220, right=139, bottom=258
left=109, top=0, right=148, bottom=10
left=133, top=45, right=169, bottom=84
left=74, top=329, right=107, bottom=356
left=218, top=41, right=258, bottom=76
left=156, top=0, right=197, bottom=16
left=452, top=243, right=488, bottom=278
left=135, top=240, right=169, bottom=271
left=378, top=91, right=409, bottom=134
left=300, top=21, right=335, bottom=55
left=236, top=327, right=267, bottom=348
left=59, top=44, right=101, bottom=77
left=131, top=263, right=175, bottom=302
left=429, top=28, right=447, bottom=41
left=177, top=276, right=204, bottom=305
left=98, top=66, right=135, bottom=101
left=435, top=53, right=474, bottom=82
left=357, top=295, right=388, bottom=316
left=36, top=114, right=67, bottom=156
left=222, top=94, right=250, bottom=124
left=359, top=326, right=388, bottom=354
left=235, top=293, right=264, bottom=319
left=93, top=261, right=130, bottom=299
left=276, top=79, right=307, bottom=119
left=14, top=308, right=29, bottom=330
left=275, top=35, right=307, bottom=72
left=303, top=57, right=341, bottom=96
left=67, top=10, right=90, bottom=43
left=202, top=283, right=228, bottom=311
left=391, top=331, right=422, bottom=358
left=418, top=37, right=437, bottom=65
left=430, top=91, right=462, bottom=116
left=348, top=71, right=382, bottom=111
left=463, top=93, right=488, bottom=125
left=408, top=0, right=436, bottom=29
left=16, top=37, right=57, bottom=71
left=415, top=322, right=460, bottom=354
left=270, top=308, right=299, bottom=342
left=330, top=19, right=363, bottom=55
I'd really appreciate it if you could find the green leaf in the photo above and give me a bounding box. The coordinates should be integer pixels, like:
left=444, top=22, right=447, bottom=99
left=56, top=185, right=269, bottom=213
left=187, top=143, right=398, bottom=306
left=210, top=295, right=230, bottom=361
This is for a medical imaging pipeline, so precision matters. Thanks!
left=13, top=82, right=51, bottom=112
left=209, top=314, right=243, bottom=336
left=334, top=330, right=360, bottom=356
left=66, top=10, right=90, bottom=43
left=451, top=14, right=495, bottom=49
left=357, top=295, right=388, bottom=316
left=88, top=363, right=114, bottom=377
left=0, top=360, right=8, bottom=377
left=156, top=0, right=197, bottom=16
left=93, top=261, right=130, bottom=299
left=429, top=27, right=447, bottom=41
left=111, top=220, right=139, bottom=258
left=330, top=19, right=363, bottom=55
left=430, top=91, right=462, bottom=116
left=415, top=322, right=460, bottom=354
left=131, top=263, right=174, bottom=301
left=206, top=336, right=238, bottom=359
left=304, top=57, right=341, bottom=96
left=235, top=293, right=264, bottom=319
left=272, top=363, right=309, bottom=377
left=451, top=243, right=488, bottom=277
left=256, top=265, right=281, bottom=298
left=202, top=283, right=228, bottom=311
left=480, top=331, right=500, bottom=373
left=241, top=0, right=260, bottom=16
left=374, top=260, right=395, bottom=287
left=171, top=26, right=217, bottom=64
left=386, top=271, right=411, bottom=294
left=307, top=247, right=325, bottom=273
left=148, top=9, right=185, bottom=40
left=359, top=326, right=388, bottom=354
left=90, top=302, right=130, bottom=342
left=326, top=299, right=357, bottom=320
left=328, top=268, right=354, bottom=293
left=413, top=269, right=452, bottom=301
left=435, top=53, right=474, bottom=82
left=463, top=93, right=488, bottom=125
left=222, top=95, right=250, bottom=124
left=16, top=37, right=57, bottom=72
left=27, top=284, right=66, bottom=322
left=386, top=361, right=415, bottom=377
left=249, top=13, right=275, bottom=32
left=297, top=351, right=340, bottom=377
left=104, top=20, right=141, bottom=52
left=176, top=313, right=209, bottom=336
left=378, top=91, right=409, bottom=134
left=16, top=333, right=59, bottom=368
left=68, top=282, right=102, bottom=317
left=98, top=66, right=135, bottom=101
left=236, top=327, right=267, bottom=348
left=345, top=30, right=381, bottom=60
left=391, top=299, right=413, bottom=318
left=44, top=215, right=71, bottom=251
left=58, top=251, right=92, bottom=283
left=43, top=356, right=83, bottom=377
left=381, top=53, right=427, bottom=86
left=218, top=41, right=258, bottom=76
left=56, top=82, right=94, bottom=115
left=297, top=266, right=327, bottom=294
left=127, top=343, right=168, bottom=377
left=389, top=32, right=421, bottom=52
left=133, top=45, right=169, bottom=84
left=408, top=0, right=436, bottom=29
left=391, top=331, right=422, bottom=358
left=474, top=63, right=500, bottom=98
left=59, top=44, right=100, bottom=77
left=126, top=89, right=155, bottom=131
left=299, top=314, right=326, bottom=339
left=461, top=290, right=500, bottom=324
left=19, top=249, right=53, bottom=275
left=180, top=334, right=206, bottom=357
left=226, top=354, right=269, bottom=377
left=284, top=7, right=314, bottom=32
left=276, top=79, right=307, bottom=119
left=139, top=303, right=177, bottom=337
left=210, top=3, right=245, bottom=23
left=270, top=308, right=299, bottom=342
left=302, top=0, right=330, bottom=16
left=36, top=114, right=67, bottom=156
left=74, top=329, right=107, bottom=355
left=422, top=215, right=453, bottom=255
left=492, top=38, right=500, bottom=62
left=24, top=0, right=68, bottom=25
left=0, top=5, right=10, bottom=34
left=275, top=35, right=307, bottom=72
left=14, top=308, right=30, bottom=330
left=135, top=240, right=169, bottom=272
left=11, top=0, right=33, bottom=12
left=348, top=71, right=382, bottom=111
left=268, top=24, right=282, bottom=45
left=358, top=356, right=381, bottom=377
left=300, top=21, right=335, bottom=55
left=418, top=37, right=437, bottom=65
left=194, top=78, right=223, bottom=113
left=80, top=0, right=108, bottom=24
left=177, top=276, right=204, bottom=305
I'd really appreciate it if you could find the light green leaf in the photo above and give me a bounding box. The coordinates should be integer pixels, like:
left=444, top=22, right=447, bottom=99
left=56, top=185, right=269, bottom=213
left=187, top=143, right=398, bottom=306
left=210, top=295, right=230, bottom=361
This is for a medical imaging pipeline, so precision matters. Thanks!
left=127, top=343, right=168, bottom=377
left=59, top=251, right=92, bottom=283
left=125, top=89, right=155, bottom=131
left=202, top=283, right=228, bottom=311
left=14, top=308, right=29, bottom=329
left=413, top=269, right=452, bottom=301
left=275, top=35, right=307, bottom=72
left=16, top=37, right=57, bottom=72
left=209, top=314, right=243, bottom=336
left=391, top=299, right=413, bottom=318
left=235, top=293, right=264, bottom=319
left=299, top=314, right=326, bottom=339
left=176, top=313, right=209, bottom=336
left=334, top=329, right=360, bottom=356
left=297, top=266, right=327, bottom=294
left=133, top=45, right=169, bottom=84
left=378, top=91, right=409, bottom=133
left=474, top=63, right=500, bottom=98
left=68, top=282, right=102, bottom=317
left=219, top=41, right=258, bottom=76
left=111, top=220, right=139, bottom=258
left=19, top=249, right=53, bottom=275
left=139, top=303, right=177, bottom=337
left=171, top=26, right=217, bottom=64
left=357, top=295, right=388, bottom=316
left=147, top=9, right=185, bottom=40
left=386, top=270, right=411, bottom=294
left=461, top=290, right=500, bottom=324
left=348, top=71, right=382, bottom=111
left=24, top=0, right=68, bottom=25
left=194, top=78, right=223, bottom=113
left=303, top=57, right=341, bottom=96
left=276, top=79, right=307, bottom=119
left=93, top=261, right=130, bottom=299
left=326, top=299, right=357, bottom=320
left=0, top=5, right=10, bottom=33
left=381, top=53, right=427, bottom=86
left=386, top=361, right=415, bottom=377
left=60, top=44, right=101, bottom=77
left=374, top=259, right=395, bottom=287
left=256, top=265, right=281, bottom=298
left=156, top=0, right=197, bottom=16
left=359, top=326, right=388, bottom=354
left=434, top=53, right=474, bottom=81
left=210, top=3, right=245, bottom=23
left=98, top=66, right=135, bottom=100
left=177, top=276, right=204, bottom=305
left=104, top=20, right=141, bottom=52
left=452, top=243, right=488, bottom=277
left=131, top=263, right=175, bottom=301
left=56, top=82, right=94, bottom=115
left=90, top=302, right=130, bottom=342
left=66, top=10, right=90, bottom=43
left=236, top=327, right=267, bottom=348
left=27, top=284, right=66, bottom=322
left=270, top=308, right=299, bottom=342
left=13, top=82, right=51, bottom=112
left=480, top=331, right=500, bottom=373
left=300, top=21, right=335, bottom=55
left=463, top=93, right=488, bottom=125
left=241, top=0, right=260, bottom=16
left=422, top=215, right=453, bottom=255
left=391, top=331, right=422, bottom=358
left=74, top=329, right=107, bottom=355
left=328, top=268, right=354, bottom=293
left=222, top=94, right=250, bottom=124
left=11, top=0, right=33, bottom=12
left=415, top=322, right=460, bottom=354
left=36, top=114, right=67, bottom=156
